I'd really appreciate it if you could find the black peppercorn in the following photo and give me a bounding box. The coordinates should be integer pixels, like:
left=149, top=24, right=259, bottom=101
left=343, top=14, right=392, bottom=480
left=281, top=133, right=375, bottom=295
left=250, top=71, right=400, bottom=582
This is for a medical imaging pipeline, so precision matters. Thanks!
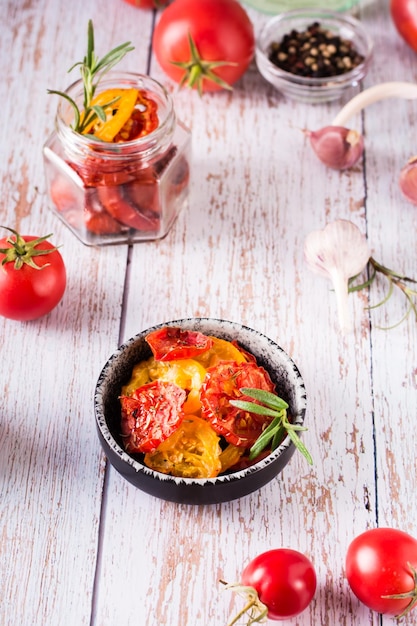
left=268, top=22, right=364, bottom=78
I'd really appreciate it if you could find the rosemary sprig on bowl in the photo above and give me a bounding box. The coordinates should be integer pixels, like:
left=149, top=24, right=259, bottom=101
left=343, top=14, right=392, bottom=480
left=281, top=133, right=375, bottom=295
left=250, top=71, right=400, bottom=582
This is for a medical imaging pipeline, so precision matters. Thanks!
left=230, top=387, right=313, bottom=465
left=48, top=20, right=134, bottom=134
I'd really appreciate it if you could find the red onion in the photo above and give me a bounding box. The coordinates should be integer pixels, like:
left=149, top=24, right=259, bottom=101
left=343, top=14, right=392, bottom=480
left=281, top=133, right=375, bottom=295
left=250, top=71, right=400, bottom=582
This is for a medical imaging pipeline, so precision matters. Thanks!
left=309, top=82, right=417, bottom=172
left=307, top=126, right=364, bottom=170
left=399, top=156, right=417, bottom=205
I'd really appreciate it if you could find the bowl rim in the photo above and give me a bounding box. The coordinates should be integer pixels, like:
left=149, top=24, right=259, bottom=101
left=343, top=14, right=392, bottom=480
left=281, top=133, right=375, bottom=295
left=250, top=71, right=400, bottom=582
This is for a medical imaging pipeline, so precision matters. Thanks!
left=94, top=317, right=307, bottom=487
left=256, top=7, right=374, bottom=88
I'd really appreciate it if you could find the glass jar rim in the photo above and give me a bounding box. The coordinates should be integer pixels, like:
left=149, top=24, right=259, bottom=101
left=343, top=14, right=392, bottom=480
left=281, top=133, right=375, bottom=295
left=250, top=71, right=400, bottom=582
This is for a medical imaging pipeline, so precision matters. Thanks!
left=55, top=71, right=176, bottom=158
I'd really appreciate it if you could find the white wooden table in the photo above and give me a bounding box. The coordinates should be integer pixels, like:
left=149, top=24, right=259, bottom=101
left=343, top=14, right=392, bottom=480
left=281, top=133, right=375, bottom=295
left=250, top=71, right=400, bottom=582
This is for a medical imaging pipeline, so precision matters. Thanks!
left=2, top=1, right=417, bottom=624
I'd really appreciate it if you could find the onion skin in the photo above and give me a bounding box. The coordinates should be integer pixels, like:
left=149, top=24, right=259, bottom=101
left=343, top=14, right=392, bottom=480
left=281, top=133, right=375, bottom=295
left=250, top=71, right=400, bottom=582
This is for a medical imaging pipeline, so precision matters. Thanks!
left=399, top=156, right=417, bottom=204
left=308, top=126, right=364, bottom=170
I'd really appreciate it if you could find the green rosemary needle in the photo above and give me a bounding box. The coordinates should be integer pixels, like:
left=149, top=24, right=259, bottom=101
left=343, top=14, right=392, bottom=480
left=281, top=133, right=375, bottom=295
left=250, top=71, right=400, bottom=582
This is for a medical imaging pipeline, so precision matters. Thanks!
left=48, top=20, right=134, bottom=134
left=229, top=387, right=313, bottom=465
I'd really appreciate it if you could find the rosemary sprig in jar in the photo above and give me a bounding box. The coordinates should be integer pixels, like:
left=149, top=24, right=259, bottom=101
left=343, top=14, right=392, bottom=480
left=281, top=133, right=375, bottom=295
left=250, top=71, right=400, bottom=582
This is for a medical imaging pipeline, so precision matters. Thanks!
left=48, top=20, right=134, bottom=135
left=230, top=387, right=313, bottom=465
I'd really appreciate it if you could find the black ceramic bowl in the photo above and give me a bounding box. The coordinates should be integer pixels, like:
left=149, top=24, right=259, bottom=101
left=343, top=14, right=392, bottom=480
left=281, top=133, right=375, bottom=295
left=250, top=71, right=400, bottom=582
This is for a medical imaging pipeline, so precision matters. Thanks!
left=94, top=318, right=307, bottom=505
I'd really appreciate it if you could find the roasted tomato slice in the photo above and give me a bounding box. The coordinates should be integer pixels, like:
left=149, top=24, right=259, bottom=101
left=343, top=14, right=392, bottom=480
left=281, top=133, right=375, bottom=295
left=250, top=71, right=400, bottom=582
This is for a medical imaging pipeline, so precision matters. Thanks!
left=120, top=380, right=186, bottom=454
left=84, top=188, right=128, bottom=234
left=200, top=361, right=276, bottom=447
left=97, top=181, right=160, bottom=231
left=145, top=327, right=214, bottom=361
left=144, top=414, right=222, bottom=478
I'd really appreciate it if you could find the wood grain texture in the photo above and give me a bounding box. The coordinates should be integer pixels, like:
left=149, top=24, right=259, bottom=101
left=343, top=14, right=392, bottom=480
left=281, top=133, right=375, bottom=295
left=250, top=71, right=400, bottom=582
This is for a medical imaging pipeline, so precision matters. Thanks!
left=1, top=0, right=416, bottom=625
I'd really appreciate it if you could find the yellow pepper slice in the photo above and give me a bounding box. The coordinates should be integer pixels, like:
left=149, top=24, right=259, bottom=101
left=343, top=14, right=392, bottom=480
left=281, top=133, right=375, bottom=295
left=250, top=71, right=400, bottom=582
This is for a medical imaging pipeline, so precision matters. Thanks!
left=144, top=415, right=222, bottom=478
left=81, top=88, right=138, bottom=141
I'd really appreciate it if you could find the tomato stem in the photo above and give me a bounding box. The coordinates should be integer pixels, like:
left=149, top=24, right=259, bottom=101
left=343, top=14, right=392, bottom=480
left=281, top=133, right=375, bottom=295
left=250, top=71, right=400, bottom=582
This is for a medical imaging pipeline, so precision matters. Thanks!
left=221, top=581, right=268, bottom=626
left=171, top=32, right=237, bottom=96
left=0, top=226, right=58, bottom=270
left=382, top=562, right=417, bottom=619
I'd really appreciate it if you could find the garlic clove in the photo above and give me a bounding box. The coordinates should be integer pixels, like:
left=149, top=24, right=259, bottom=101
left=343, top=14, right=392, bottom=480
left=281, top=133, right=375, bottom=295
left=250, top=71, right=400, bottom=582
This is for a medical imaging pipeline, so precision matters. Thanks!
left=399, top=156, right=417, bottom=205
left=304, top=220, right=371, bottom=334
left=307, top=126, right=364, bottom=170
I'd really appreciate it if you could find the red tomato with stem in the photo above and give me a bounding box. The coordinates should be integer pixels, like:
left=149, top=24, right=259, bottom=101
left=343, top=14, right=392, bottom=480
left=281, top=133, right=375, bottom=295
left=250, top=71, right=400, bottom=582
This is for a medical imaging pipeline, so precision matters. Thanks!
left=145, top=327, right=213, bottom=361
left=152, top=0, right=255, bottom=93
left=0, top=227, right=66, bottom=321
left=346, top=527, right=417, bottom=618
left=225, top=549, right=316, bottom=622
left=390, top=0, right=417, bottom=52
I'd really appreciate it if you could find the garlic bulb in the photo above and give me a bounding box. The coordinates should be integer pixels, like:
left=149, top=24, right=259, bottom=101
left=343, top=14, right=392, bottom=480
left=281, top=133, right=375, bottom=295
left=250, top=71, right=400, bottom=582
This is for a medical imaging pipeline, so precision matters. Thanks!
left=304, top=220, right=371, bottom=334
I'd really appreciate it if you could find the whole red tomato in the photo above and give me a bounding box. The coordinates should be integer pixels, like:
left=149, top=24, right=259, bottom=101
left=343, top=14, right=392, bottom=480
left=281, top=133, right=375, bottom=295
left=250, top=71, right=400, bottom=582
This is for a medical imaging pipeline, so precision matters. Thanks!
left=346, top=527, right=417, bottom=618
left=390, top=0, right=417, bottom=52
left=152, top=0, right=255, bottom=93
left=228, top=549, right=316, bottom=622
left=0, top=227, right=66, bottom=321
left=122, top=0, right=170, bottom=8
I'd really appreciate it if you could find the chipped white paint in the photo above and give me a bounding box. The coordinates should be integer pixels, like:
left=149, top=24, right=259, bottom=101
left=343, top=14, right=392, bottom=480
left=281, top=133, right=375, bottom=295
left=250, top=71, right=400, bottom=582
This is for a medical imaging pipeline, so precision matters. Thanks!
left=1, top=1, right=416, bottom=625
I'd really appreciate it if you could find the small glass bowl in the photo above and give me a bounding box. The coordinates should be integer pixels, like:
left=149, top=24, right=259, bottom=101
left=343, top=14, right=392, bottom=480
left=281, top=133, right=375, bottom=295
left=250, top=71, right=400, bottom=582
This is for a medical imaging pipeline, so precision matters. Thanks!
left=255, top=9, right=373, bottom=104
left=243, top=0, right=360, bottom=14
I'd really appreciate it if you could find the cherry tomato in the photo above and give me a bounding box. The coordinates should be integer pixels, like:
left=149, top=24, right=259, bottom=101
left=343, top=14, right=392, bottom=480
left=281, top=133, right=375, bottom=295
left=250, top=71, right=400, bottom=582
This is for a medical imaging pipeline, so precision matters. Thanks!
left=145, top=327, right=213, bottom=361
left=200, top=361, right=276, bottom=447
left=233, top=549, right=316, bottom=621
left=0, top=227, right=66, bottom=321
left=390, top=0, right=417, bottom=53
left=122, top=0, right=170, bottom=7
left=346, top=527, right=417, bottom=618
left=120, top=380, right=186, bottom=453
left=144, top=414, right=222, bottom=478
left=152, top=0, right=255, bottom=93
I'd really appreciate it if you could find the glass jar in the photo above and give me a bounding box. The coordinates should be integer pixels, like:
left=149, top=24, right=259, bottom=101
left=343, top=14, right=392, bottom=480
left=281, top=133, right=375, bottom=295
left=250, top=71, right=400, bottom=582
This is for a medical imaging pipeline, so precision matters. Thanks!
left=43, top=73, right=191, bottom=246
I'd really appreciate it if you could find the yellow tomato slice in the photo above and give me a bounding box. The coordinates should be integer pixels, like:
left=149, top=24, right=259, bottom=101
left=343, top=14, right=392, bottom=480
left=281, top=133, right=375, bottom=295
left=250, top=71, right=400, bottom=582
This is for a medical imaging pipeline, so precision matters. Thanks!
left=144, top=415, right=222, bottom=478
left=195, top=336, right=247, bottom=368
left=219, top=444, right=245, bottom=473
left=121, top=357, right=154, bottom=396
left=148, top=358, right=207, bottom=391
left=122, top=357, right=207, bottom=413
left=81, top=88, right=138, bottom=141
